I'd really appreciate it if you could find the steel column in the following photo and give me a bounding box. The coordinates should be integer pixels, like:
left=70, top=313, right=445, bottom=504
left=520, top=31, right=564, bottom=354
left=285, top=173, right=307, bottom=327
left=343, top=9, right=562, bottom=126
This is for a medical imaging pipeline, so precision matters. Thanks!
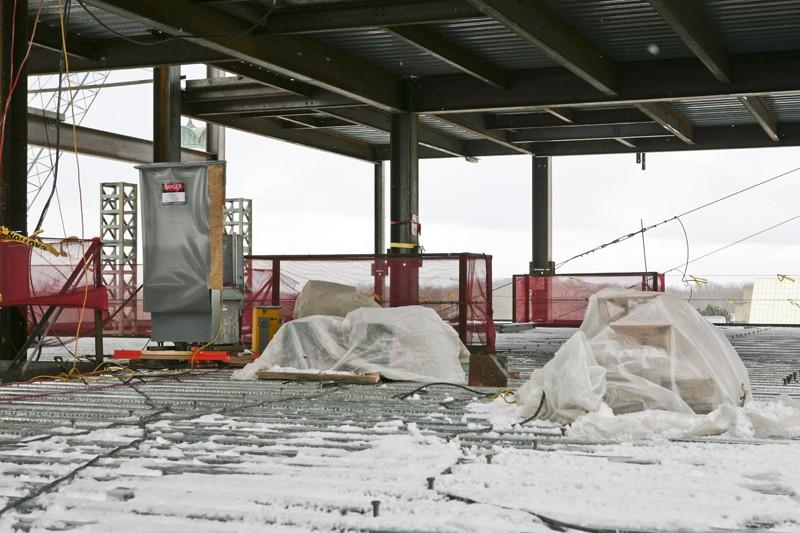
left=205, top=65, right=226, bottom=160
left=389, top=113, right=419, bottom=253
left=374, top=161, right=385, bottom=254
left=153, top=65, right=181, bottom=163
left=0, top=0, right=28, bottom=360
left=530, top=156, right=553, bottom=274
left=389, top=113, right=419, bottom=307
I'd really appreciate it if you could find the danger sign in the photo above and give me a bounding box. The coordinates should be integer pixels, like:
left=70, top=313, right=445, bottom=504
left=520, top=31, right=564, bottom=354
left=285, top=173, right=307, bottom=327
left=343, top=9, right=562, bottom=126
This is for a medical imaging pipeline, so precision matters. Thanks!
left=161, top=182, right=186, bottom=205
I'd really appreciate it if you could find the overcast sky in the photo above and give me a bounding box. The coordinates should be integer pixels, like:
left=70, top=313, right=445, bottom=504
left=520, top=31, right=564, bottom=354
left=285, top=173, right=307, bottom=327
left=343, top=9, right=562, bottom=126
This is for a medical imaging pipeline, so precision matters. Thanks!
left=27, top=68, right=800, bottom=284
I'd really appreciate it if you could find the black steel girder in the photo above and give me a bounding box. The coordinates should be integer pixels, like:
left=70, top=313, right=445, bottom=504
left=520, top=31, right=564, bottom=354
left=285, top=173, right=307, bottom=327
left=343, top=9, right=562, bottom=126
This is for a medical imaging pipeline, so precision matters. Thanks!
left=27, top=38, right=230, bottom=74
left=258, top=0, right=484, bottom=35
left=386, top=25, right=509, bottom=88
left=27, top=111, right=208, bottom=163
left=411, top=54, right=800, bottom=113
left=487, top=108, right=651, bottom=129
left=85, top=0, right=404, bottom=112
left=183, top=112, right=377, bottom=161
left=508, top=122, right=672, bottom=143
left=523, top=123, right=800, bottom=157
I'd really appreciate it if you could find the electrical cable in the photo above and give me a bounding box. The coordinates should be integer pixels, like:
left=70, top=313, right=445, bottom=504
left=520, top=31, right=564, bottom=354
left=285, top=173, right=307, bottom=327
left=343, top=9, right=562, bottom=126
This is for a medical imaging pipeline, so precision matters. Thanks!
left=674, top=216, right=693, bottom=302
left=34, top=6, right=68, bottom=234
left=662, top=212, right=800, bottom=274
left=75, top=0, right=277, bottom=46
left=517, top=391, right=546, bottom=425
left=555, top=165, right=800, bottom=271
left=394, top=382, right=495, bottom=400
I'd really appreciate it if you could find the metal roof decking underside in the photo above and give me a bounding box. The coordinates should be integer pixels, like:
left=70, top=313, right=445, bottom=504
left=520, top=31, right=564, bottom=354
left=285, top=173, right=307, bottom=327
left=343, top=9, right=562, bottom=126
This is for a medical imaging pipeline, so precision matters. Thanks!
left=26, top=0, right=800, bottom=162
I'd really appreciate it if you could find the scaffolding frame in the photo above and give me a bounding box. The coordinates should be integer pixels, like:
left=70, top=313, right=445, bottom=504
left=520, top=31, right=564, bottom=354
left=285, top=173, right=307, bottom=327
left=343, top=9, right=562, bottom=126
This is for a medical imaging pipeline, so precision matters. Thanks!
left=224, top=198, right=252, bottom=256
left=100, top=182, right=138, bottom=334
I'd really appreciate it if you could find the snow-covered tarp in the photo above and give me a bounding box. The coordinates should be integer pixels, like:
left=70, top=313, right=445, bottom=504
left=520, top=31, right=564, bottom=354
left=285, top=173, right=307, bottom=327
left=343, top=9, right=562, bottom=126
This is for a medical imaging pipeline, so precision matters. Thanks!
left=234, top=306, right=468, bottom=383
left=518, top=288, right=752, bottom=424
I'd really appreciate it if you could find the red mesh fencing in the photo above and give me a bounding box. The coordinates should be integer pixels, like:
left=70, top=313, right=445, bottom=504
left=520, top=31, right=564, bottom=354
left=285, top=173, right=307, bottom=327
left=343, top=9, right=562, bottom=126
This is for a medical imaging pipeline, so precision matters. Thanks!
left=513, top=272, right=665, bottom=326
left=242, top=254, right=495, bottom=352
left=86, top=253, right=495, bottom=352
left=0, top=238, right=108, bottom=339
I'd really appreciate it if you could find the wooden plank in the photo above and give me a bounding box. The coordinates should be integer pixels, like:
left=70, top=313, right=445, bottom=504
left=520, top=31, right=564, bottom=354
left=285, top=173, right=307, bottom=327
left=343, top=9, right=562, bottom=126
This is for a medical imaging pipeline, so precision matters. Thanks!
left=256, top=370, right=381, bottom=384
left=207, top=162, right=226, bottom=290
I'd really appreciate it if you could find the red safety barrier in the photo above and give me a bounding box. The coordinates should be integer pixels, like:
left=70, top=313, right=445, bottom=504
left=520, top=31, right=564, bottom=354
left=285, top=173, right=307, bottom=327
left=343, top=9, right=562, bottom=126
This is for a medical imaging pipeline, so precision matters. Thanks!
left=99, top=253, right=495, bottom=353
left=513, top=272, right=665, bottom=326
left=0, top=238, right=108, bottom=338
left=243, top=253, right=495, bottom=353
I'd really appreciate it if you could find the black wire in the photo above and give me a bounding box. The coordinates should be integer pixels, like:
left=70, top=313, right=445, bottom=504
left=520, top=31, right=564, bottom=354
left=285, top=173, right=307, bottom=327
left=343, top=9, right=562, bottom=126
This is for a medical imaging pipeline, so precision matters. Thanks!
left=34, top=0, right=70, bottom=234
left=517, top=391, right=546, bottom=426
left=75, top=0, right=277, bottom=46
left=555, top=165, right=800, bottom=271
left=394, top=382, right=495, bottom=400
left=674, top=216, right=693, bottom=303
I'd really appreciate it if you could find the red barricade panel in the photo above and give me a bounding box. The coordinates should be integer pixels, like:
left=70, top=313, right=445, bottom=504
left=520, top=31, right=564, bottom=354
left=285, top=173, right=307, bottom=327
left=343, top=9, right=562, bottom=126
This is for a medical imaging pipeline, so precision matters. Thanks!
left=513, top=272, right=664, bottom=326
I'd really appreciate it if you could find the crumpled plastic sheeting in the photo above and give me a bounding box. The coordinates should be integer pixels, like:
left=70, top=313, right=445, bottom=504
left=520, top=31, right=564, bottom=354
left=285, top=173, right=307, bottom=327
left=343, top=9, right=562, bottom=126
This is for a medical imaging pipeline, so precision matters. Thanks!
left=568, top=395, right=800, bottom=440
left=518, top=288, right=752, bottom=424
left=293, top=280, right=380, bottom=319
left=233, top=306, right=468, bottom=383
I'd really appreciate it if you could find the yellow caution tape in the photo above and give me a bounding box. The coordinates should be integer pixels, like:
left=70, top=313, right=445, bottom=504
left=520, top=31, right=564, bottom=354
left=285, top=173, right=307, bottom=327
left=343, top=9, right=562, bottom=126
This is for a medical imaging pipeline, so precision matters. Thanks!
left=389, top=242, right=418, bottom=250
left=0, top=226, right=64, bottom=257
left=689, top=275, right=708, bottom=287
left=778, top=274, right=796, bottom=283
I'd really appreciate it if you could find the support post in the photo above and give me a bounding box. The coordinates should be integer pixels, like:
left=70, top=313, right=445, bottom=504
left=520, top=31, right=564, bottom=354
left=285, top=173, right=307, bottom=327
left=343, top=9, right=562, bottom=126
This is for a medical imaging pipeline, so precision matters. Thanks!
left=153, top=65, right=181, bottom=163
left=389, top=113, right=420, bottom=307
left=389, top=113, right=419, bottom=254
left=0, top=0, right=28, bottom=360
left=374, top=161, right=385, bottom=255
left=205, top=65, right=226, bottom=160
left=530, top=156, right=553, bottom=274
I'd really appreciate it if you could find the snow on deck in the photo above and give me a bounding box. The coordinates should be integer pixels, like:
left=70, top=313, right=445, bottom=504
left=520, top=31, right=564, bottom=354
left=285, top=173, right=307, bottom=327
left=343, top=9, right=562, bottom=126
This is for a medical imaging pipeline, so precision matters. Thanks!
left=0, top=327, right=798, bottom=532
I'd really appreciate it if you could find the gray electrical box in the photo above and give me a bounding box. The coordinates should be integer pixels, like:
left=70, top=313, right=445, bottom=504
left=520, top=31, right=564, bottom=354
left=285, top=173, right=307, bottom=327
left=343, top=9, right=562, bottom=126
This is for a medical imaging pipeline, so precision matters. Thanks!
left=138, top=161, right=231, bottom=345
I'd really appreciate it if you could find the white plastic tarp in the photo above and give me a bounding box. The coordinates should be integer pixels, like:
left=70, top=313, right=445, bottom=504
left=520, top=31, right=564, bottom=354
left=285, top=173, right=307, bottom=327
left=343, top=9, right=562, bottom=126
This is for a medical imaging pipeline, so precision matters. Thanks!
left=234, top=306, right=468, bottom=383
left=518, top=288, right=752, bottom=423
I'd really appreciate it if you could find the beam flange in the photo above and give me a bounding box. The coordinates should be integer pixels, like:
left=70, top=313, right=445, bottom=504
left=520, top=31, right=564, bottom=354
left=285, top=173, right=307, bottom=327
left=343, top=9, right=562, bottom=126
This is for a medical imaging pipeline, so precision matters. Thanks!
left=739, top=95, right=779, bottom=142
left=27, top=112, right=208, bottom=163
left=433, top=113, right=532, bottom=154
left=258, top=0, right=484, bottom=34
left=634, top=102, right=694, bottom=144
left=85, top=0, right=403, bottom=111
left=465, top=0, right=617, bottom=95
left=321, top=107, right=469, bottom=157
left=508, top=122, right=672, bottom=143
left=386, top=25, right=508, bottom=88
left=183, top=112, right=376, bottom=161
left=487, top=108, right=650, bottom=129
left=648, top=0, right=730, bottom=83
left=32, top=23, right=101, bottom=60
left=410, top=52, right=800, bottom=113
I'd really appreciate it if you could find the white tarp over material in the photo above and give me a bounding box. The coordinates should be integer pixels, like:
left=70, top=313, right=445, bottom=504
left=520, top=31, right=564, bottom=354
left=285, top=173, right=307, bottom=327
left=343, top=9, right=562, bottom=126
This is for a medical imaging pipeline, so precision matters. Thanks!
left=518, top=288, right=752, bottom=424
left=293, top=280, right=380, bottom=319
left=234, top=306, right=468, bottom=383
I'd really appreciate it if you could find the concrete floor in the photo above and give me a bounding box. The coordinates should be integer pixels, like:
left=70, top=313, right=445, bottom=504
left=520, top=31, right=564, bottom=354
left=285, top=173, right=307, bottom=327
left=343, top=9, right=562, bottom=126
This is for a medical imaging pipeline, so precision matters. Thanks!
left=0, top=327, right=797, bottom=532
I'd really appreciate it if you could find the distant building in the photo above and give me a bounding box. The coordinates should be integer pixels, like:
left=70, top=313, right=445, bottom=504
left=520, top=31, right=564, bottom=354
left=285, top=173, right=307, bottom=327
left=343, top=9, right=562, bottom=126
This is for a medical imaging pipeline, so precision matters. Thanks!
left=181, top=119, right=206, bottom=150
left=747, top=276, right=800, bottom=324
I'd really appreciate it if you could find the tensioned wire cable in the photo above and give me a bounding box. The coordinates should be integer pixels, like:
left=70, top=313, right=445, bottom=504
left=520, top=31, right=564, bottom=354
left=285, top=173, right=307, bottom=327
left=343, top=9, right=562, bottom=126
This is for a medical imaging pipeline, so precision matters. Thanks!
left=555, top=165, right=800, bottom=270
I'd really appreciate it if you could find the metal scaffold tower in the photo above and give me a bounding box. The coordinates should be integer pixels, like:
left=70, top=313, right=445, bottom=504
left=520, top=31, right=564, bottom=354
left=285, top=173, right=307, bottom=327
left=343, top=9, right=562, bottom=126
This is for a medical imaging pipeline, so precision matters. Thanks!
left=225, top=198, right=253, bottom=256
left=100, top=182, right=138, bottom=334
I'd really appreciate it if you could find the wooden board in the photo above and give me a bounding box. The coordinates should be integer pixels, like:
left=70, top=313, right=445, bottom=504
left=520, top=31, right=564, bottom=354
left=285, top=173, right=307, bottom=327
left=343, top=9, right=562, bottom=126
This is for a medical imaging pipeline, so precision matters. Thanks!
left=207, top=161, right=225, bottom=290
left=256, top=370, right=381, bottom=384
